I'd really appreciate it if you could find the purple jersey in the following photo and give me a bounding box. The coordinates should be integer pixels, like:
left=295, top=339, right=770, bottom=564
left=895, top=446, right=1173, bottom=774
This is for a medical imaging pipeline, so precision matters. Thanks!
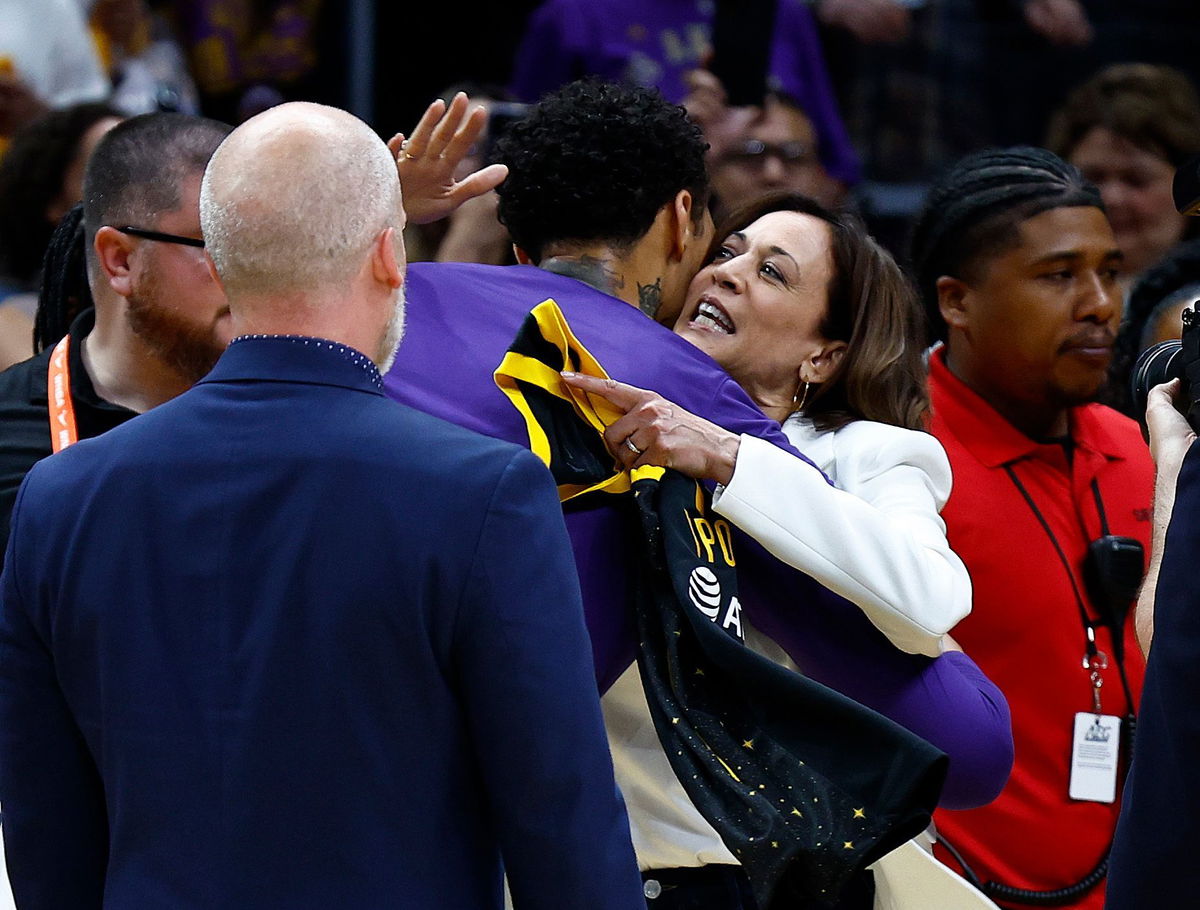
left=385, top=261, right=1011, bottom=806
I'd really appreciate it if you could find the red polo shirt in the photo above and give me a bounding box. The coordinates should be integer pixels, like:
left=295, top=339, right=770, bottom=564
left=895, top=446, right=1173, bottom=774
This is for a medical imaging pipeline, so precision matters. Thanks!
left=928, top=348, right=1150, bottom=910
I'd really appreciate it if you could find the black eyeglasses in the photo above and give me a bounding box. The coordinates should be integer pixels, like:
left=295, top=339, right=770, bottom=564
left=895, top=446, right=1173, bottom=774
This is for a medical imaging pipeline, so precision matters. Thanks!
left=723, top=140, right=815, bottom=168
left=115, top=225, right=206, bottom=248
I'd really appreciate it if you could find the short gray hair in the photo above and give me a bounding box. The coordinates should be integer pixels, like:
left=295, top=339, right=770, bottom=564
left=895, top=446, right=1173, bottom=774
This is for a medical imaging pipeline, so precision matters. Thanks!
left=84, top=112, right=231, bottom=282
left=200, top=104, right=402, bottom=298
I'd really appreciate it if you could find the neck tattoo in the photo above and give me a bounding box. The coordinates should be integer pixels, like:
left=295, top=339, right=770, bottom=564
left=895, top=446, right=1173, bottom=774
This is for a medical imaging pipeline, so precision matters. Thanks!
left=638, top=277, right=663, bottom=319
left=541, top=255, right=624, bottom=297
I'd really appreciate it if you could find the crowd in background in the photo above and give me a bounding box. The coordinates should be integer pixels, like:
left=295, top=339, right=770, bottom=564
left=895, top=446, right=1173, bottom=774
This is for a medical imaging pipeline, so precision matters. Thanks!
left=2, top=0, right=1199, bottom=373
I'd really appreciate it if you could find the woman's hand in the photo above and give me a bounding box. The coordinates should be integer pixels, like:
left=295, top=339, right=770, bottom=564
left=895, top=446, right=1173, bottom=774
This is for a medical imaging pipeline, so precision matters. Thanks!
left=561, top=372, right=741, bottom=485
left=387, top=92, right=509, bottom=226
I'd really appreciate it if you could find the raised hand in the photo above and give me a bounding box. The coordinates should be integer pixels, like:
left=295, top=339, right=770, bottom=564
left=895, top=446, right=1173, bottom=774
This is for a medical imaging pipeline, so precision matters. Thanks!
left=388, top=92, right=509, bottom=225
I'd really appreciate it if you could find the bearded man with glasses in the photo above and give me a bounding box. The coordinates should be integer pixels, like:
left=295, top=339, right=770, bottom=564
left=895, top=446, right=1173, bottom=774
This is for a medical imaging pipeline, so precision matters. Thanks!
left=0, top=112, right=234, bottom=561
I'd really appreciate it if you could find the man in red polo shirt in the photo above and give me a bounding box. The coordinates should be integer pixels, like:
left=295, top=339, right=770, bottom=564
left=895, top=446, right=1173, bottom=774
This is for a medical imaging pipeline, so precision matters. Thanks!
left=909, top=146, right=1152, bottom=909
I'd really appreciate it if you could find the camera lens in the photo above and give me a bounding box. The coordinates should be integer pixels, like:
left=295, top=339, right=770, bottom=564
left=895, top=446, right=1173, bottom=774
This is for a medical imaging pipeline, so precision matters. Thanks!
left=1131, top=339, right=1185, bottom=417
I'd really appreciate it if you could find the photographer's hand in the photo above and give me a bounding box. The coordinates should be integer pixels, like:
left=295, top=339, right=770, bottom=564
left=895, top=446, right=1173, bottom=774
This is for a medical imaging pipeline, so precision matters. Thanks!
left=388, top=92, right=508, bottom=226
left=1137, top=379, right=1197, bottom=656
left=1147, top=379, right=1196, bottom=470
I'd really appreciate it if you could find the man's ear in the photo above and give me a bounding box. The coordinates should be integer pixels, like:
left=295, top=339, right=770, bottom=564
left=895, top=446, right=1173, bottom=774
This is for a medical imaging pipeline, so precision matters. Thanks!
left=936, top=275, right=970, bottom=331
left=668, top=189, right=697, bottom=262
left=372, top=227, right=405, bottom=289
left=93, top=226, right=137, bottom=298
left=203, top=251, right=225, bottom=296
left=513, top=245, right=535, bottom=266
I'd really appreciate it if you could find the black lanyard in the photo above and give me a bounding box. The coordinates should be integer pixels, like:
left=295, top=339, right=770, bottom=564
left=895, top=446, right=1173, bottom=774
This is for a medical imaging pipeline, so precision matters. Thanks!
left=1003, top=464, right=1136, bottom=719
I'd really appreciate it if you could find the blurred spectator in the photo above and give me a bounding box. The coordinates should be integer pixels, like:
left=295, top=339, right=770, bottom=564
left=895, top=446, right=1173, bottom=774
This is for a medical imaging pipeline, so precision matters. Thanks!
left=816, top=0, right=1009, bottom=255
left=0, top=0, right=110, bottom=139
left=820, top=0, right=999, bottom=186
left=815, top=0, right=917, bottom=45
left=162, top=0, right=326, bottom=123
left=1046, top=63, right=1200, bottom=295
left=1101, top=239, right=1200, bottom=417
left=816, top=0, right=1181, bottom=255
left=87, top=0, right=202, bottom=115
left=973, top=0, right=1200, bottom=191
left=1040, top=0, right=1200, bottom=95
left=0, top=102, right=122, bottom=370
left=691, top=82, right=841, bottom=214
left=509, top=0, right=861, bottom=191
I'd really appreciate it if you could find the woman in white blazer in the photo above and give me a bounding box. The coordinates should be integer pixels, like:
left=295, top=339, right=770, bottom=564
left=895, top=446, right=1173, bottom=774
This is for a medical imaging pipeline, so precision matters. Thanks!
left=567, top=191, right=970, bottom=658
left=566, top=192, right=998, bottom=910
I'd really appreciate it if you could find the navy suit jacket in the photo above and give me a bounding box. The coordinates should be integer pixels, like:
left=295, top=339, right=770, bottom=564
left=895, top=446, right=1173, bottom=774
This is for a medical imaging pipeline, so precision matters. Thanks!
left=0, top=336, right=643, bottom=910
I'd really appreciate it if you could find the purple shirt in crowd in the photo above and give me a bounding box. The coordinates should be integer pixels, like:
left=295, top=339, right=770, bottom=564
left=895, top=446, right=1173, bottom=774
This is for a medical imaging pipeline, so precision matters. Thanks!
left=509, top=0, right=862, bottom=186
left=385, top=261, right=1011, bottom=807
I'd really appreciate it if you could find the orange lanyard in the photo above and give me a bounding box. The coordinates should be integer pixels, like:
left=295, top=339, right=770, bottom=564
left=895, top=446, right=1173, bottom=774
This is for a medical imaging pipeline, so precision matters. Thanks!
left=47, top=335, right=78, bottom=453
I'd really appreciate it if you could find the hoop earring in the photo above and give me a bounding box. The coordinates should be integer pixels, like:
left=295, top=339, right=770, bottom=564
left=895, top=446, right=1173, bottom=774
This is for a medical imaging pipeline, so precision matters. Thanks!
left=793, top=381, right=812, bottom=413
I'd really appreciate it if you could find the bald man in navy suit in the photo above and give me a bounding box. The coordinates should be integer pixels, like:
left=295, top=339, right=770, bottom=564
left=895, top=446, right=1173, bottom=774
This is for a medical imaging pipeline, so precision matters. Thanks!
left=0, top=101, right=642, bottom=910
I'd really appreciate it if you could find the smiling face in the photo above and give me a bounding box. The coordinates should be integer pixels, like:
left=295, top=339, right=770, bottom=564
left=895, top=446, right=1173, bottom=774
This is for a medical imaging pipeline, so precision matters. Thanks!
left=942, top=205, right=1123, bottom=438
left=674, top=210, right=843, bottom=417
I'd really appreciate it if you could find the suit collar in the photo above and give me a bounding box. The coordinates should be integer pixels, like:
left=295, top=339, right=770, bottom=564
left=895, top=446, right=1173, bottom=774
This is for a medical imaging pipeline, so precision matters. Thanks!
left=202, top=335, right=384, bottom=394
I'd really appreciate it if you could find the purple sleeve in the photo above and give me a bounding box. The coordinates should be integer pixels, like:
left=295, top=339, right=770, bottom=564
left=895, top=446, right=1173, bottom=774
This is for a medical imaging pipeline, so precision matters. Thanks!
left=769, top=0, right=862, bottom=185
left=740, top=536, right=1012, bottom=809
left=864, top=651, right=1012, bottom=809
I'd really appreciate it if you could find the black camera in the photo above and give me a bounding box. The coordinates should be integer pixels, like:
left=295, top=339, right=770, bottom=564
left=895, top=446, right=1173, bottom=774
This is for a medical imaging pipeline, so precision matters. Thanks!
left=1130, top=305, right=1200, bottom=431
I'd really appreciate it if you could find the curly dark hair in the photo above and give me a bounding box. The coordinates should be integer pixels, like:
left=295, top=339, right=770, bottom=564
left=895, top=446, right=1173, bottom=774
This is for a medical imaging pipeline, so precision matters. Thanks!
left=0, top=101, right=123, bottom=287
left=494, top=79, right=710, bottom=262
left=1101, top=238, right=1200, bottom=416
left=908, top=146, right=1104, bottom=342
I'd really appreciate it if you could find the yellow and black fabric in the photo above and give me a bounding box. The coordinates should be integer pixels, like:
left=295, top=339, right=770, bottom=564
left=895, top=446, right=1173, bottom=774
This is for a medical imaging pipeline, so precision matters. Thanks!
left=495, top=300, right=948, bottom=910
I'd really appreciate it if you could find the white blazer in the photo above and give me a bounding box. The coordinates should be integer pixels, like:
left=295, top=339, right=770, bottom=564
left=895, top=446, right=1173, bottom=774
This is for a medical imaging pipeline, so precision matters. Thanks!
left=713, top=416, right=972, bottom=657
